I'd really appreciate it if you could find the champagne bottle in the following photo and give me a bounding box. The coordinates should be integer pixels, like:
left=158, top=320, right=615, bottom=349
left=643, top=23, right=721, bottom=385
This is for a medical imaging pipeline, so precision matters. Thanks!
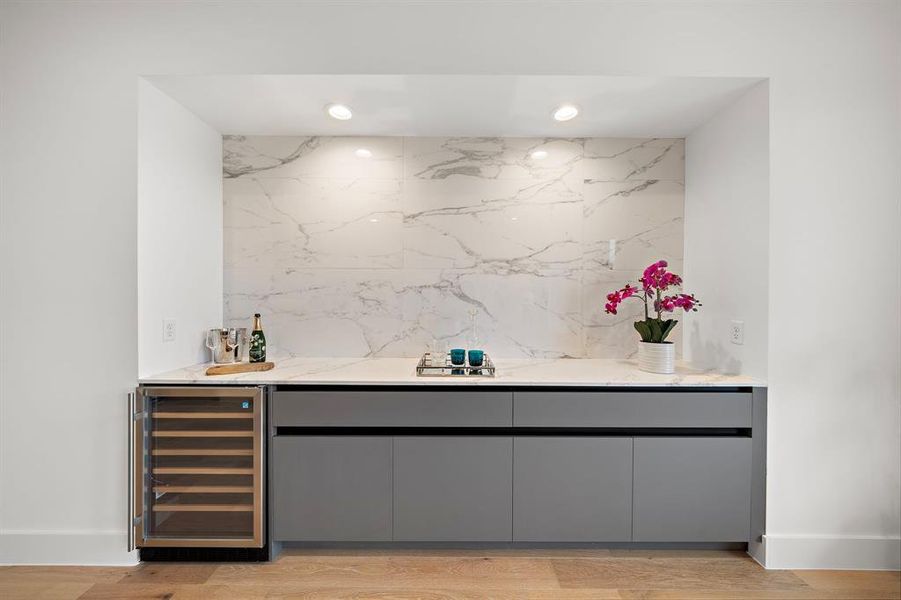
left=249, top=313, right=266, bottom=363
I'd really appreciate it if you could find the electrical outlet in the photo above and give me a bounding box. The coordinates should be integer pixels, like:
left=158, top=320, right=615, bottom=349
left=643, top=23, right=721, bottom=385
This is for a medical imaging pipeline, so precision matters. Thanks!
left=730, top=320, right=744, bottom=345
left=163, top=318, right=176, bottom=342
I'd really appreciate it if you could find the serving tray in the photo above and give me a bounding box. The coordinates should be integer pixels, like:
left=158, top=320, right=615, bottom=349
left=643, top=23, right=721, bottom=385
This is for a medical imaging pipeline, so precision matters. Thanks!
left=415, top=353, right=496, bottom=377
left=205, top=361, right=275, bottom=376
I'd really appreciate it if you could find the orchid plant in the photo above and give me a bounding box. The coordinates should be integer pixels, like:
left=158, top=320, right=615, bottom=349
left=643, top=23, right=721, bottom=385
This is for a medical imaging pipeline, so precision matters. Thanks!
left=604, top=260, right=701, bottom=344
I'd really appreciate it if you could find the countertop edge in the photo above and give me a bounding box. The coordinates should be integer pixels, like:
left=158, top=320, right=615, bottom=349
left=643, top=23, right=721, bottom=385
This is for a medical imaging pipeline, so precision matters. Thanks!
left=136, top=379, right=766, bottom=387
left=137, top=358, right=767, bottom=388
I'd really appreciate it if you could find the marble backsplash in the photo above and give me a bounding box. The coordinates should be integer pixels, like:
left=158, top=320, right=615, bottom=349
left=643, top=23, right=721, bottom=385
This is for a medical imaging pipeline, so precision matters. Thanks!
left=223, top=136, right=684, bottom=358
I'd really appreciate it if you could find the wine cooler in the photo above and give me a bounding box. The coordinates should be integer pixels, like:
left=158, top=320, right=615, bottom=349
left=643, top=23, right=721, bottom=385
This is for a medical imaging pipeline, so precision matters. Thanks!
left=129, top=387, right=266, bottom=557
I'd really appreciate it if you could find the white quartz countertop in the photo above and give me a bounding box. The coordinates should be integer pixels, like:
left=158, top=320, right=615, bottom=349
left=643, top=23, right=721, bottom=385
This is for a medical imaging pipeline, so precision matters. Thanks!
left=139, top=357, right=765, bottom=387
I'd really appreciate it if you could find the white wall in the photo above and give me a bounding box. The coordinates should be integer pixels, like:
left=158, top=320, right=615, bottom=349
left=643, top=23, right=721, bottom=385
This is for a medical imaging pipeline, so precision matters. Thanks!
left=1, top=1, right=898, bottom=568
left=684, top=81, right=769, bottom=380
left=137, top=80, right=222, bottom=378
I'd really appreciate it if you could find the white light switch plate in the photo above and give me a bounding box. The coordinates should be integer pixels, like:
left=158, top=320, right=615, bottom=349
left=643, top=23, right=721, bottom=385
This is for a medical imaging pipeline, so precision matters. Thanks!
left=163, top=318, right=177, bottom=342
left=730, top=320, right=744, bottom=345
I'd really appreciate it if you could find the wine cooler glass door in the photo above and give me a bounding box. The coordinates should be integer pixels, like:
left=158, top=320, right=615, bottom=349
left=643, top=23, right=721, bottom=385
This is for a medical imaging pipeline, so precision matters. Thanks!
left=134, top=387, right=264, bottom=548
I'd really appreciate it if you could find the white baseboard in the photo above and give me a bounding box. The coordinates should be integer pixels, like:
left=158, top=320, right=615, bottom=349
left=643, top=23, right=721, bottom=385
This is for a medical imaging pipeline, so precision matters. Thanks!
left=0, top=530, right=139, bottom=565
left=762, top=534, right=901, bottom=570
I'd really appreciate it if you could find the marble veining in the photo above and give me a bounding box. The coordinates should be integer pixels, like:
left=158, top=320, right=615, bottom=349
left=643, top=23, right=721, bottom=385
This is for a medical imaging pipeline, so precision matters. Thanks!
left=224, top=136, right=684, bottom=358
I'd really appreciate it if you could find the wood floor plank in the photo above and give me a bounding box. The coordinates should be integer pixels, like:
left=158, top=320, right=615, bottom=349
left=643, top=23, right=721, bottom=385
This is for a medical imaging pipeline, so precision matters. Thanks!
left=169, top=584, right=270, bottom=599
left=795, top=569, right=901, bottom=595
left=208, top=556, right=561, bottom=590
left=617, top=587, right=901, bottom=599
left=259, top=588, right=623, bottom=600
left=552, top=556, right=810, bottom=591
left=77, top=583, right=268, bottom=599
left=0, top=566, right=130, bottom=585
left=115, top=563, right=218, bottom=585
left=0, top=581, right=94, bottom=600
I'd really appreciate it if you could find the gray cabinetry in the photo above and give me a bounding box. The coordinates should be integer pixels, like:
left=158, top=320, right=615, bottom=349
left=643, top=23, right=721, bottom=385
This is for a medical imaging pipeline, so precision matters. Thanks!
left=266, top=386, right=764, bottom=546
left=393, top=436, right=513, bottom=541
left=514, top=391, right=751, bottom=428
left=273, top=390, right=512, bottom=427
left=513, top=437, right=633, bottom=542
left=273, top=436, right=392, bottom=541
left=632, top=437, right=752, bottom=542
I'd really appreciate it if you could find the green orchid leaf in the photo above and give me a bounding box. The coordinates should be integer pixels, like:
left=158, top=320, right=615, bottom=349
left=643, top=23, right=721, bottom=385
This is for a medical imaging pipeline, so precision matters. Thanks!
left=660, top=319, right=678, bottom=342
left=634, top=320, right=652, bottom=342
left=648, top=318, right=663, bottom=342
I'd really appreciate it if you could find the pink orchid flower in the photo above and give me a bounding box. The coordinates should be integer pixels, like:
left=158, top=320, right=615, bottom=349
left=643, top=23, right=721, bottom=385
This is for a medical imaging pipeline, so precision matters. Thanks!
left=603, top=262, right=702, bottom=343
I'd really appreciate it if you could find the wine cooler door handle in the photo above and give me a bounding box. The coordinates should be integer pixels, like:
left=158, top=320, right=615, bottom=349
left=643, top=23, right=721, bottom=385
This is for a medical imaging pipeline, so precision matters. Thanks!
left=127, top=391, right=144, bottom=552
left=127, top=391, right=135, bottom=551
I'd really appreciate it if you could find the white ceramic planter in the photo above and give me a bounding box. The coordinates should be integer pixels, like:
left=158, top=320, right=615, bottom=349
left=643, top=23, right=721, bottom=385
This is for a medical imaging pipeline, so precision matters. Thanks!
left=637, top=341, right=675, bottom=374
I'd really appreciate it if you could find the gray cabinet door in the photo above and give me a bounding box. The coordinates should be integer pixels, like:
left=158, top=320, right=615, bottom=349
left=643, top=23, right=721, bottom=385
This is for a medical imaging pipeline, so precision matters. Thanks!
left=515, top=391, right=751, bottom=428
left=393, top=436, right=512, bottom=541
left=273, top=436, right=392, bottom=541
left=273, top=390, right=512, bottom=427
left=513, top=437, right=633, bottom=542
left=633, top=437, right=752, bottom=542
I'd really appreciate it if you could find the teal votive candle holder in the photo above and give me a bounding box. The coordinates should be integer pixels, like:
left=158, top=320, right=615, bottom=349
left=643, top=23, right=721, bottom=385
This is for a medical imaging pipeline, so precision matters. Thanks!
left=450, top=348, right=466, bottom=365
left=467, top=349, right=484, bottom=367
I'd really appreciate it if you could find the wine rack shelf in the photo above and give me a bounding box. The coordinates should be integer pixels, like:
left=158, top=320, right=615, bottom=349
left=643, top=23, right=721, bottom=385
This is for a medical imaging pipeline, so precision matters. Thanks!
left=152, top=504, right=254, bottom=512
left=152, top=449, right=254, bottom=456
left=153, top=485, right=254, bottom=494
left=152, top=467, right=254, bottom=475
left=153, top=412, right=254, bottom=419
left=152, top=430, right=254, bottom=438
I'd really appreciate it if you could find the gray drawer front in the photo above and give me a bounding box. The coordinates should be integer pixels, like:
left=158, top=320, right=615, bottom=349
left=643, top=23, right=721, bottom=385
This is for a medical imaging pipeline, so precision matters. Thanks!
left=273, top=436, right=392, bottom=541
left=633, top=437, right=752, bottom=542
left=514, top=391, right=751, bottom=428
left=273, top=390, right=512, bottom=427
left=394, top=436, right=513, bottom=541
left=514, top=437, right=633, bottom=542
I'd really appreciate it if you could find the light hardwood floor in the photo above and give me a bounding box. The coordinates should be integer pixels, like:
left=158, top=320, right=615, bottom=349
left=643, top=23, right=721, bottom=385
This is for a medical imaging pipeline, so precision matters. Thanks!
left=1, top=549, right=898, bottom=599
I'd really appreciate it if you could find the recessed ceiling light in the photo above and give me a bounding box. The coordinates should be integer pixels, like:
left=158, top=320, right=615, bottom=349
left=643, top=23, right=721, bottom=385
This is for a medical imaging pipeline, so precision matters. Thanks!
left=355, top=148, right=372, bottom=158
left=530, top=150, right=549, bottom=160
left=369, top=218, right=380, bottom=223
left=326, top=103, right=353, bottom=120
left=552, top=104, right=579, bottom=122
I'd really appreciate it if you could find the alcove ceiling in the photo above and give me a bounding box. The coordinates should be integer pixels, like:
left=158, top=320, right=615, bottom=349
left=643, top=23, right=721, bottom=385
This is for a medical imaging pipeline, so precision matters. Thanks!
left=145, top=74, right=763, bottom=137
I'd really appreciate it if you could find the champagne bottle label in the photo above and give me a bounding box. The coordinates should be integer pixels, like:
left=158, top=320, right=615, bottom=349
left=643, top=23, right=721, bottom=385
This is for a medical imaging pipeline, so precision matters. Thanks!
left=249, top=313, right=266, bottom=362
left=249, top=331, right=266, bottom=362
